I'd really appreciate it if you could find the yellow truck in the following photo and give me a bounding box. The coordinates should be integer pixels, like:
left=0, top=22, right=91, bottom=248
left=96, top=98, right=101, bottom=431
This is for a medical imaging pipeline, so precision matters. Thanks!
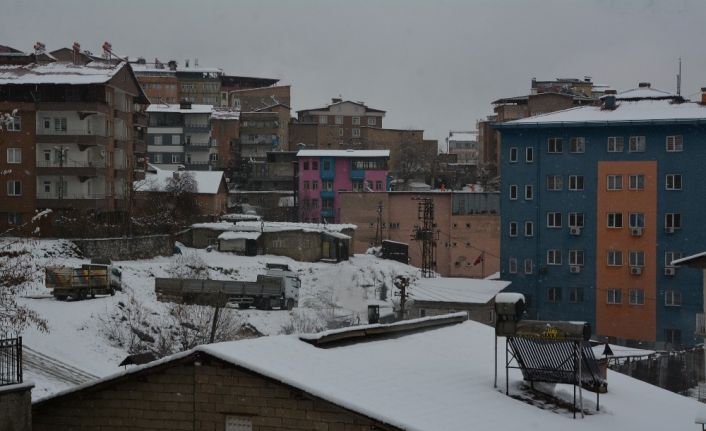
left=45, top=263, right=122, bottom=300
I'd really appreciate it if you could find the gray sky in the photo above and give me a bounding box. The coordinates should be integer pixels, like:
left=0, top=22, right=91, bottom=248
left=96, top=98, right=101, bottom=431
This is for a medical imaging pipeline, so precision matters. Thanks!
left=2, top=0, right=706, bottom=145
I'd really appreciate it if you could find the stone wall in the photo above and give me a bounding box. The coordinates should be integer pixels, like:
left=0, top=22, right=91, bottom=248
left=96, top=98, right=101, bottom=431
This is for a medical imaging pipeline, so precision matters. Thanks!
left=72, top=234, right=174, bottom=261
left=0, top=383, right=33, bottom=431
left=33, top=355, right=397, bottom=431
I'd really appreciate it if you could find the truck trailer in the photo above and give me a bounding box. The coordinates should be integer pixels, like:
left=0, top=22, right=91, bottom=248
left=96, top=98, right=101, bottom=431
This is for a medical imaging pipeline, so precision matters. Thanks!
left=45, top=263, right=122, bottom=300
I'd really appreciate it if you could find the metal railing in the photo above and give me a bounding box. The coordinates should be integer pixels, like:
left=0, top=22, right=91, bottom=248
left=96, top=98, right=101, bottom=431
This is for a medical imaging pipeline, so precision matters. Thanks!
left=36, top=128, right=107, bottom=136
left=37, top=192, right=109, bottom=200
left=36, top=159, right=107, bottom=168
left=696, top=313, right=706, bottom=336
left=0, top=337, right=22, bottom=386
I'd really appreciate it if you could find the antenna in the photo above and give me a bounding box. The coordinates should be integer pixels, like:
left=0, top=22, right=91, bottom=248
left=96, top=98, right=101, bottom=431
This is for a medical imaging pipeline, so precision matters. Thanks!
left=677, top=57, right=682, bottom=96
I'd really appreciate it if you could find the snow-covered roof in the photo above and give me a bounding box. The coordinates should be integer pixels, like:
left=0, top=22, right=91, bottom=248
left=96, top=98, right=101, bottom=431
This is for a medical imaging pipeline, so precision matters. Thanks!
left=220, top=213, right=261, bottom=222
left=591, top=343, right=655, bottom=359
left=133, top=164, right=224, bottom=194
left=191, top=220, right=356, bottom=234
left=616, top=86, right=677, bottom=100
left=297, top=149, right=390, bottom=158
left=210, top=109, right=240, bottom=120
left=145, top=104, right=213, bottom=114
left=35, top=318, right=702, bottom=431
left=0, top=61, right=127, bottom=85
left=217, top=231, right=261, bottom=241
left=448, top=131, right=477, bottom=141
left=502, top=99, right=706, bottom=126
left=495, top=292, right=525, bottom=304
left=410, top=277, right=510, bottom=304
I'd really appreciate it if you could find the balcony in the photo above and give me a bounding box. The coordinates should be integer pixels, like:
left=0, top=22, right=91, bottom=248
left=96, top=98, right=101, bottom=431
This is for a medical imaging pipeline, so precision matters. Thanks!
left=184, top=124, right=211, bottom=133
left=696, top=313, right=706, bottom=337
left=321, top=208, right=334, bottom=218
left=36, top=159, right=107, bottom=177
left=320, top=190, right=336, bottom=200
left=36, top=101, right=111, bottom=115
left=185, top=143, right=211, bottom=152
left=36, top=193, right=112, bottom=210
left=133, top=112, right=148, bottom=128
left=36, top=131, right=110, bottom=147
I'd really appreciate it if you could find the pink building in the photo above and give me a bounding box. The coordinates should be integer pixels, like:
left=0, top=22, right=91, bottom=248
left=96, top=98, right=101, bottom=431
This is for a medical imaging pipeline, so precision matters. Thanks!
left=297, top=149, right=390, bottom=223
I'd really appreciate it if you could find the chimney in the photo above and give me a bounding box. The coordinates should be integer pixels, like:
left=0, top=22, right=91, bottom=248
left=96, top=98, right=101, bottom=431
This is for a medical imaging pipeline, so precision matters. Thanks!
left=601, top=89, right=617, bottom=110
left=331, top=97, right=342, bottom=104
left=185, top=59, right=190, bottom=68
left=701, top=87, right=706, bottom=104
left=638, top=82, right=651, bottom=88
left=136, top=57, right=146, bottom=64
left=168, top=60, right=177, bottom=71
left=180, top=100, right=192, bottom=110
left=72, top=41, right=81, bottom=65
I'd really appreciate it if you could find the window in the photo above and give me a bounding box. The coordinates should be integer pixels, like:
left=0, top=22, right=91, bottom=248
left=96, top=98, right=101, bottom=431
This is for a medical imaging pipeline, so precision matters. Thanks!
left=508, top=257, right=517, bottom=274
left=665, top=329, right=682, bottom=345
left=525, top=147, right=534, bottom=162
left=629, top=212, right=645, bottom=228
left=607, top=250, right=623, bottom=266
left=312, top=181, right=318, bottom=190
left=367, top=117, right=377, bottom=126
left=303, top=161, right=309, bottom=170
left=43, top=117, right=51, bottom=129
left=352, top=116, right=360, bottom=125
left=629, top=288, right=645, bottom=305
left=6, top=115, right=21, bottom=131
left=524, top=221, right=534, bottom=237
left=509, top=185, right=518, bottom=200
left=322, top=160, right=331, bottom=170
left=54, top=117, right=67, bottom=132
left=153, top=135, right=162, bottom=145
left=337, top=128, right=344, bottom=137
left=547, top=137, right=563, bottom=153
left=608, top=136, right=624, bottom=152
left=607, top=174, right=623, bottom=190
left=322, top=199, right=334, bottom=209
left=6, top=180, right=21, bottom=196
left=225, top=415, right=252, bottom=431
left=665, top=290, right=682, bottom=307
left=665, top=212, right=681, bottom=230
left=352, top=128, right=360, bottom=137
left=665, top=174, right=682, bottom=190
left=335, top=115, right=343, bottom=124
left=524, top=185, right=533, bottom=200
left=319, top=115, right=327, bottom=124
left=509, top=222, right=518, bottom=237
left=7, top=213, right=22, bottom=225
left=152, top=153, right=162, bottom=163
left=303, top=181, right=310, bottom=190
left=665, top=251, right=682, bottom=267
left=171, top=154, right=180, bottom=163
left=311, top=199, right=318, bottom=208
left=547, top=175, right=563, bottom=191
left=629, top=251, right=645, bottom=267
left=6, top=148, right=21, bottom=164
left=629, top=136, right=646, bottom=152
left=546, top=249, right=562, bottom=265
left=570, top=137, right=585, bottom=153
left=570, top=287, right=584, bottom=303
left=375, top=180, right=383, bottom=190
left=171, top=135, right=180, bottom=145
left=608, top=213, right=623, bottom=229
left=666, top=135, right=683, bottom=152
left=569, top=212, right=584, bottom=228
left=629, top=174, right=645, bottom=190
left=547, top=287, right=562, bottom=303
left=509, top=147, right=518, bottom=163
left=312, top=161, right=319, bottom=170
left=524, top=258, right=533, bottom=274
left=42, top=181, right=51, bottom=193
left=546, top=212, right=562, bottom=228
left=352, top=181, right=363, bottom=192
left=323, top=180, right=333, bottom=191
left=210, top=153, right=219, bottom=162
left=568, top=175, right=584, bottom=191
left=569, top=250, right=584, bottom=266
left=607, top=288, right=622, bottom=304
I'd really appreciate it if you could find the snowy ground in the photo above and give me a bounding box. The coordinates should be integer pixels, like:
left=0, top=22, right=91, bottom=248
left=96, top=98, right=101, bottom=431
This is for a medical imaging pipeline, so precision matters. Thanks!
left=6, top=238, right=418, bottom=399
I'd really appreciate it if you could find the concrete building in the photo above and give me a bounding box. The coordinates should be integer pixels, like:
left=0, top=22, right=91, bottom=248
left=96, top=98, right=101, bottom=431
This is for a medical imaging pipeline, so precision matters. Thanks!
left=297, top=149, right=390, bottom=223
left=446, top=131, right=480, bottom=165
left=220, top=75, right=280, bottom=106
left=339, top=191, right=500, bottom=278
left=176, top=63, right=222, bottom=105
left=131, top=59, right=179, bottom=104
left=494, top=83, right=706, bottom=348
left=210, top=108, right=240, bottom=171
left=295, top=98, right=385, bottom=146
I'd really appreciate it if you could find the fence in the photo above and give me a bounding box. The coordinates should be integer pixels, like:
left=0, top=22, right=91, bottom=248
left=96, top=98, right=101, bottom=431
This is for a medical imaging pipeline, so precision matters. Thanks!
left=0, top=337, right=22, bottom=386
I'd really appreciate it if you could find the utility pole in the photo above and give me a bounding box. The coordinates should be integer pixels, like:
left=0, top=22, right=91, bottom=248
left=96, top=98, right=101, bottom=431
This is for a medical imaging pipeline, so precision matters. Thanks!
left=412, top=197, right=436, bottom=278
left=375, top=201, right=383, bottom=246
left=394, top=275, right=410, bottom=320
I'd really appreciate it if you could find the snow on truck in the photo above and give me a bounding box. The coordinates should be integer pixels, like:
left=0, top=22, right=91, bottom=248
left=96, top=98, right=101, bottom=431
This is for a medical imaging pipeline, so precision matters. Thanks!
left=155, top=263, right=300, bottom=310
left=45, top=261, right=122, bottom=300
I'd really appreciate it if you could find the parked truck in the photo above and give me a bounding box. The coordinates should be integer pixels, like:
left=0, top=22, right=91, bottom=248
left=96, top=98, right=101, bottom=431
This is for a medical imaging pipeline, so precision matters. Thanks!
left=45, top=262, right=122, bottom=300
left=155, top=265, right=300, bottom=310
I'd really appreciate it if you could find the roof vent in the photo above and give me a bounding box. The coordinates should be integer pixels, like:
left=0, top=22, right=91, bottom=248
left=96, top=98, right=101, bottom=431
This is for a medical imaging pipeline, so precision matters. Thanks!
left=600, top=90, right=617, bottom=110
left=168, top=60, right=177, bottom=71
left=331, top=97, right=342, bottom=104
left=136, top=57, right=146, bottom=65
left=638, top=82, right=651, bottom=88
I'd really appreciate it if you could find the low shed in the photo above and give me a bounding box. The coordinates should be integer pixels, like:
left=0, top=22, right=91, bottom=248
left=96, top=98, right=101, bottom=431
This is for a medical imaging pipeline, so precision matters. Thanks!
left=217, top=231, right=260, bottom=256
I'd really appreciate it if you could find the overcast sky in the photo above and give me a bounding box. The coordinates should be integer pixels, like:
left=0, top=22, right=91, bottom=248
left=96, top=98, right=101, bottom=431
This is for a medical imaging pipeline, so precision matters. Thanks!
left=2, top=0, right=706, bottom=145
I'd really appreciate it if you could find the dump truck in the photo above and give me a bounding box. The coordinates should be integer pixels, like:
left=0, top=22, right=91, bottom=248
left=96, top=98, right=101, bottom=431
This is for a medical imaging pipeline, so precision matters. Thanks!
left=155, top=269, right=300, bottom=310
left=45, top=263, right=122, bottom=300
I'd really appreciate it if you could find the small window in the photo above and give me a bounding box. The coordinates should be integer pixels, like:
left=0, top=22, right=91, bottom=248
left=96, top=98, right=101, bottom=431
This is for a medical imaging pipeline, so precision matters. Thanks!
left=665, top=212, right=681, bottom=230
left=665, top=174, right=682, bottom=190
left=509, top=147, right=518, bottom=163
left=225, top=415, right=252, bottom=431
left=629, top=250, right=645, bottom=267
left=509, top=222, right=518, bottom=237
left=524, top=185, right=533, bottom=200
left=338, top=128, right=344, bottom=137
left=546, top=212, right=562, bottom=228
left=665, top=329, right=682, bottom=345
left=153, top=135, right=162, bottom=145
left=6, top=148, right=21, bottom=164
left=319, top=115, right=328, bottom=124
left=6, top=115, right=21, bottom=131
left=171, top=154, right=180, bottom=163
left=629, top=288, right=645, bottom=305
left=323, top=160, right=331, bottom=170
left=666, top=135, right=683, bottom=152
left=546, top=249, right=562, bottom=265
left=547, top=137, right=563, bottom=153
left=335, top=115, right=343, bottom=124
left=629, top=212, right=645, bottom=228
left=547, top=175, right=563, bottom=191
left=312, top=161, right=319, bottom=170
left=607, top=288, right=622, bottom=304
left=524, top=221, right=534, bottom=237
left=6, top=180, right=22, bottom=196
left=509, top=185, right=518, bottom=200
left=352, top=128, right=360, bottom=137
left=375, top=180, right=383, bottom=190
left=525, top=147, right=534, bottom=162
left=547, top=287, right=562, bottom=303
left=629, top=174, right=645, bottom=190
left=569, top=212, right=584, bottom=228
left=43, top=181, right=51, bottom=193
left=43, top=117, right=51, bottom=129
left=524, top=258, right=533, bottom=274
left=568, top=175, right=584, bottom=191
left=171, top=135, right=180, bottom=145
left=508, top=257, right=518, bottom=274
left=608, top=136, right=624, bottom=152
left=569, top=250, right=584, bottom=266
left=367, top=117, right=377, bottom=126
left=607, top=250, right=623, bottom=266
left=570, top=287, right=584, bottom=303
left=7, top=213, right=22, bottom=225
left=352, top=116, right=360, bottom=125
left=210, top=153, right=219, bottom=162
left=665, top=290, right=682, bottom=307
left=607, top=174, right=623, bottom=190
left=303, top=181, right=310, bottom=190
left=607, top=212, right=623, bottom=228
left=54, top=117, right=67, bottom=132
left=665, top=251, right=682, bottom=267
left=152, top=153, right=162, bottom=163
left=629, top=136, right=646, bottom=152
left=570, top=137, right=585, bottom=153
left=312, top=181, right=318, bottom=190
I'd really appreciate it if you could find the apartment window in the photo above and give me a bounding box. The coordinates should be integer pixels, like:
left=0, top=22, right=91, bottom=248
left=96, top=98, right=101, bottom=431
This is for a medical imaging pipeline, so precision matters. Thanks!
left=322, top=199, right=334, bottom=209
left=152, top=153, right=162, bottom=163
left=509, top=147, right=518, bottom=163
left=318, top=115, right=327, bottom=124
left=42, top=181, right=51, bottom=193
left=352, top=128, right=360, bottom=137
left=312, top=161, right=319, bottom=170
left=338, top=128, right=344, bottom=137
left=6, top=148, right=21, bottom=164
left=6, top=180, right=21, bottom=196
left=546, top=175, right=563, bottom=191
left=629, top=174, right=645, bottom=190
left=629, top=288, right=645, bottom=305
left=367, top=117, right=377, bottom=126
left=524, top=185, right=533, bottom=200
left=524, top=221, right=534, bottom=237
left=6, top=116, right=21, bottom=131
left=607, top=174, right=623, bottom=190
left=335, top=115, right=343, bottom=124
left=210, top=153, right=219, bottom=162
left=546, top=249, right=562, bottom=265
left=7, top=213, right=22, bottom=225
left=569, top=287, right=584, bottom=303
left=525, top=147, right=534, bottom=162
left=665, top=174, right=682, bottom=190
left=311, top=199, right=318, bottom=209
left=312, top=181, right=318, bottom=190
left=43, top=117, right=51, bottom=129
left=629, top=251, right=645, bottom=267
left=547, top=137, right=563, bottom=153
left=508, top=257, right=518, bottom=274
left=322, top=180, right=333, bottom=191
left=322, top=160, right=331, bottom=170
left=352, top=116, right=360, bottom=125
left=225, top=415, right=252, bottom=431
left=352, top=181, right=363, bottom=192
left=524, top=258, right=533, bottom=274
left=665, top=290, right=682, bottom=307
left=54, top=118, right=67, bottom=132
left=303, top=161, right=309, bottom=170
left=629, top=136, right=646, bottom=152
left=629, top=212, right=645, bottom=228
left=509, top=185, right=518, bottom=200
left=153, top=135, right=162, bottom=145
left=607, top=250, right=623, bottom=266
left=569, top=250, right=585, bottom=266
left=546, top=212, right=562, bottom=228
left=607, top=288, right=622, bottom=304
left=569, top=212, right=584, bottom=228
left=303, top=181, right=310, bottom=190
left=607, top=212, right=623, bottom=228
left=509, top=222, right=518, bottom=237
left=570, top=137, right=585, bottom=153
left=568, top=175, right=584, bottom=191
left=607, top=136, right=624, bottom=152
left=666, top=135, right=683, bottom=152
left=665, top=251, right=682, bottom=267
left=171, top=154, right=180, bottom=163
left=547, top=287, right=562, bottom=303
left=171, top=135, right=180, bottom=145
left=665, top=212, right=682, bottom=230
left=375, top=180, right=383, bottom=190
left=665, top=329, right=682, bottom=345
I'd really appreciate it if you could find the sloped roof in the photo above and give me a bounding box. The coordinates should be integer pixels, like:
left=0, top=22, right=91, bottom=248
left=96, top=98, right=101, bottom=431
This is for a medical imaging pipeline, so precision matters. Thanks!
left=297, top=100, right=386, bottom=114
left=0, top=61, right=127, bottom=85
left=617, top=86, right=677, bottom=100
left=134, top=164, right=225, bottom=194
left=297, top=149, right=390, bottom=158
left=410, top=277, right=510, bottom=304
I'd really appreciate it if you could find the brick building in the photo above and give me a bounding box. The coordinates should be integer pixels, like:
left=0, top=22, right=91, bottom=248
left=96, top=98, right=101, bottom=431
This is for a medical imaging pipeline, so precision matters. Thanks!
left=131, top=60, right=179, bottom=104
left=176, top=63, right=222, bottom=105
left=339, top=191, right=500, bottom=278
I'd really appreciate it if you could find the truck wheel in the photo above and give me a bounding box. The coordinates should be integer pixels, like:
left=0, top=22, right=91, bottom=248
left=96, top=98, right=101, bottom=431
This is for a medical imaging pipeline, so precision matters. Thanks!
left=265, top=298, right=273, bottom=310
left=109, top=288, right=115, bottom=296
left=91, top=291, right=96, bottom=299
left=286, top=299, right=295, bottom=310
left=78, top=289, right=87, bottom=301
left=55, top=295, right=67, bottom=301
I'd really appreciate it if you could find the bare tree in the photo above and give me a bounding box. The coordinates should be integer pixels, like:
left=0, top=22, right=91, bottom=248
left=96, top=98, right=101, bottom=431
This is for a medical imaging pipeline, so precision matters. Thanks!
left=165, top=171, right=201, bottom=222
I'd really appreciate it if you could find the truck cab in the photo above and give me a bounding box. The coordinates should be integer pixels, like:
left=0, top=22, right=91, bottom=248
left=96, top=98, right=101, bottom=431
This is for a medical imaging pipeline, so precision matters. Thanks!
left=265, top=264, right=300, bottom=309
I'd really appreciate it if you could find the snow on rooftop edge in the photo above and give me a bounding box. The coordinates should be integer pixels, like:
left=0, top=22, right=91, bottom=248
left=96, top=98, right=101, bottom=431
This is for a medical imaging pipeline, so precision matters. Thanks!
left=296, top=149, right=390, bottom=158
left=495, top=292, right=525, bottom=304
left=410, top=277, right=510, bottom=304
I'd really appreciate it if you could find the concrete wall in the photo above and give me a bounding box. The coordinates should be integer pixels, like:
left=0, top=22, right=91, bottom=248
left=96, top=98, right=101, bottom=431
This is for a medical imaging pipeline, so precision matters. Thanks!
left=408, top=301, right=494, bottom=325
left=0, top=383, right=32, bottom=431
left=33, top=355, right=394, bottom=431
left=72, top=234, right=174, bottom=261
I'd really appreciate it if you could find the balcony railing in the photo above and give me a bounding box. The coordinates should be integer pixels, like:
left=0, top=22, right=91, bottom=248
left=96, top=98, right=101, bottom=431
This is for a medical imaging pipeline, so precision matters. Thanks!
left=696, top=313, right=706, bottom=337
left=0, top=337, right=22, bottom=387
left=184, top=124, right=211, bottom=132
left=36, top=130, right=110, bottom=146
left=37, top=192, right=109, bottom=200
left=37, top=160, right=107, bottom=168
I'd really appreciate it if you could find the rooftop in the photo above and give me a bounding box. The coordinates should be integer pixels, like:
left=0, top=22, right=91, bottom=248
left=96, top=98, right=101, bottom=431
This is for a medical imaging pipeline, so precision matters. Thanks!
left=448, top=131, right=477, bottom=141
left=296, top=149, right=390, bottom=158
left=297, top=99, right=386, bottom=114
left=145, top=103, right=213, bottom=114
left=192, top=220, right=356, bottom=234
left=134, top=164, right=225, bottom=194
left=0, top=61, right=126, bottom=85
left=410, top=277, right=510, bottom=304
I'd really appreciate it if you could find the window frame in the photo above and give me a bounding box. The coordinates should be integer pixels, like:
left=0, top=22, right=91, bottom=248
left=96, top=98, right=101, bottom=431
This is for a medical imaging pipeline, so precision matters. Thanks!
left=547, top=287, right=562, bottom=303
left=509, top=221, right=518, bottom=237
left=665, top=212, right=681, bottom=230
left=665, top=174, right=682, bottom=190
left=6, top=180, right=22, bottom=196
left=546, top=212, right=562, bottom=228
left=569, top=212, right=585, bottom=228
left=570, top=137, right=585, bottom=153
left=607, top=136, right=624, bottom=152
left=665, top=290, right=682, bottom=307
left=607, top=288, right=622, bottom=304
left=525, top=147, right=534, bottom=163
left=666, top=135, right=683, bottom=152
left=607, top=174, right=623, bottom=191
left=524, top=258, right=533, bottom=274
left=568, top=175, right=584, bottom=191
left=607, top=250, right=623, bottom=266
left=509, top=184, right=518, bottom=200
left=629, top=250, right=645, bottom=267
left=524, top=221, right=534, bottom=237
left=628, top=136, right=646, bottom=153
left=629, top=288, right=645, bottom=305
left=547, top=137, right=563, bottom=154
left=508, top=257, right=518, bottom=274
left=547, top=175, right=563, bottom=191
left=509, top=147, right=518, bottom=163
left=629, top=174, right=645, bottom=190
left=569, top=249, right=585, bottom=266
left=569, top=287, right=584, bottom=303
left=546, top=249, right=562, bottom=265
left=629, top=212, right=645, bottom=228
left=6, top=148, right=21, bottom=164
left=607, top=212, right=623, bottom=228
